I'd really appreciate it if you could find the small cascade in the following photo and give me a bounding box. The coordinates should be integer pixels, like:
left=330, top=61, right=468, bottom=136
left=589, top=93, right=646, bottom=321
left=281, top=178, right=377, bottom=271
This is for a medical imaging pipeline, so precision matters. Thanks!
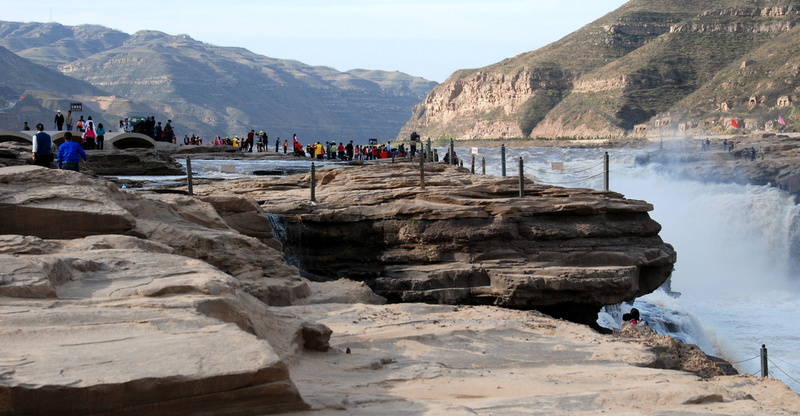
left=266, top=213, right=301, bottom=268
left=265, top=213, right=333, bottom=282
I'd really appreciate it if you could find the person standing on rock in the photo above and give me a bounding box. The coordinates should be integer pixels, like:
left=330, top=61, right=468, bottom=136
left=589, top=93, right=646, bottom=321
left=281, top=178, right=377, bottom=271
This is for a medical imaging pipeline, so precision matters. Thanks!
left=54, top=110, right=65, bottom=131
left=164, top=120, right=175, bottom=143
left=95, top=123, right=106, bottom=150
left=57, top=132, right=87, bottom=172
left=66, top=110, right=74, bottom=131
left=153, top=122, right=163, bottom=141
left=32, top=123, right=54, bottom=168
left=247, top=130, right=255, bottom=152
left=82, top=120, right=96, bottom=150
left=410, top=131, right=420, bottom=157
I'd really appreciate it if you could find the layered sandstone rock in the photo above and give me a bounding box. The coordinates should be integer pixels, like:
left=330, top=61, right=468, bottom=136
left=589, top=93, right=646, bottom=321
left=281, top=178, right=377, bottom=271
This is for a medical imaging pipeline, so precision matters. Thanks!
left=0, top=165, right=309, bottom=303
left=398, top=2, right=800, bottom=142
left=0, top=166, right=316, bottom=414
left=195, top=161, right=677, bottom=327
left=0, top=236, right=308, bottom=415
left=84, top=148, right=184, bottom=175
left=4, top=162, right=797, bottom=415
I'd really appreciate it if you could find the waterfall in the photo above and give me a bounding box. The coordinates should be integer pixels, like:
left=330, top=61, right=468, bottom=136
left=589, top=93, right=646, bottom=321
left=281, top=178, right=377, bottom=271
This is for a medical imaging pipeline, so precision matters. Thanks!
left=463, top=145, right=800, bottom=393
left=613, top=158, right=800, bottom=392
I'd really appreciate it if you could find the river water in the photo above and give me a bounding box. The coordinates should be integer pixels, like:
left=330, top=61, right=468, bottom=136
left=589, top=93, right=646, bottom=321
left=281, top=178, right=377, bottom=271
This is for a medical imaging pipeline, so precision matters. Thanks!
left=128, top=144, right=800, bottom=393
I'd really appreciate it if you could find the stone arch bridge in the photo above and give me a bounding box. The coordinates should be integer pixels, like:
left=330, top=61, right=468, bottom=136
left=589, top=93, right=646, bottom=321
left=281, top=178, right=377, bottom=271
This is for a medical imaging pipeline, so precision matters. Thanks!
left=0, top=130, right=167, bottom=149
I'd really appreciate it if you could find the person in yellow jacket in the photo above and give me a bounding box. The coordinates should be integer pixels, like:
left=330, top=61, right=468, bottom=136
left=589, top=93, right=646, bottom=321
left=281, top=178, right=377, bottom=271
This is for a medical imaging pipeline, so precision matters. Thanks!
left=232, top=137, right=240, bottom=148
left=315, top=142, right=325, bottom=160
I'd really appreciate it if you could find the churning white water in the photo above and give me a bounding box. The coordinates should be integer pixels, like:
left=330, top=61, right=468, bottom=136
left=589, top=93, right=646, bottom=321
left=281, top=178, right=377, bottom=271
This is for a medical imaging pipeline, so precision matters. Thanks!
left=467, top=144, right=800, bottom=393
left=613, top=157, right=800, bottom=392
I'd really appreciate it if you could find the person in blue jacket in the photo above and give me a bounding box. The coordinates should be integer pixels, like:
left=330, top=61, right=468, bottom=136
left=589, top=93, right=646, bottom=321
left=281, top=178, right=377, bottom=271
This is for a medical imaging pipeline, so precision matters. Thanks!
left=57, top=132, right=88, bottom=172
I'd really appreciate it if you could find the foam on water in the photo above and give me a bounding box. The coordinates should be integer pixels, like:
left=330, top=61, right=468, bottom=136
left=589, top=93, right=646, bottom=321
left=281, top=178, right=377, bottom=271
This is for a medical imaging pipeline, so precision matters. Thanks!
left=465, top=144, right=800, bottom=392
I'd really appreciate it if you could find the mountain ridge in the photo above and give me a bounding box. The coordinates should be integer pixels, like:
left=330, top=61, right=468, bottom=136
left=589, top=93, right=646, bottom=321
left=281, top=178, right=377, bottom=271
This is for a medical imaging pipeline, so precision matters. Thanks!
left=0, top=21, right=437, bottom=141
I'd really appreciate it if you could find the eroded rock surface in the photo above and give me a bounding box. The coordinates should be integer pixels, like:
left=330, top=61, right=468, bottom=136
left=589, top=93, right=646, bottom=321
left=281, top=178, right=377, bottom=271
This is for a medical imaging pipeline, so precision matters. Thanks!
left=194, top=161, right=677, bottom=326
left=0, top=144, right=184, bottom=175
left=3, top=163, right=796, bottom=415
left=0, top=166, right=317, bottom=414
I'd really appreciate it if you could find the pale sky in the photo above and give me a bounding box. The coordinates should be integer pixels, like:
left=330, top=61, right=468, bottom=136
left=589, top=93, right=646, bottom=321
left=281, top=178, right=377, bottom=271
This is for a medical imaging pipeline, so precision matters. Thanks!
left=2, top=0, right=629, bottom=82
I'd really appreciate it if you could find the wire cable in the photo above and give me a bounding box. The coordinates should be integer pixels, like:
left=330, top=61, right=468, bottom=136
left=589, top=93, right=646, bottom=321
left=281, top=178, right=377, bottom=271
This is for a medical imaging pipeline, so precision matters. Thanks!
left=526, top=160, right=604, bottom=175
left=534, top=171, right=606, bottom=186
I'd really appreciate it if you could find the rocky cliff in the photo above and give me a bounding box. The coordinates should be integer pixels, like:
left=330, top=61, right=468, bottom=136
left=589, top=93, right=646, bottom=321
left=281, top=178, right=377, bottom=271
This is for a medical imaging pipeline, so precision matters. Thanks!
left=8, top=162, right=797, bottom=415
left=193, top=161, right=676, bottom=327
left=399, top=0, right=800, bottom=141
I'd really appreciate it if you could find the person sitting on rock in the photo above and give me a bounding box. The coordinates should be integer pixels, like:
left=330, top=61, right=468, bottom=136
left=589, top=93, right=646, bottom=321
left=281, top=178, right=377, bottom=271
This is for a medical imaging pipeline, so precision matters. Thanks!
left=627, top=308, right=641, bottom=325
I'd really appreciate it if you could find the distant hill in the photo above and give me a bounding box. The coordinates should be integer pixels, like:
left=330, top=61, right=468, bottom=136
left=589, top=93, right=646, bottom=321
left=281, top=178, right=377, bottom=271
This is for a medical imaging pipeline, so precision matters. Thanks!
left=0, top=21, right=129, bottom=68
left=0, top=21, right=437, bottom=142
left=399, top=0, right=800, bottom=141
left=0, top=44, right=111, bottom=129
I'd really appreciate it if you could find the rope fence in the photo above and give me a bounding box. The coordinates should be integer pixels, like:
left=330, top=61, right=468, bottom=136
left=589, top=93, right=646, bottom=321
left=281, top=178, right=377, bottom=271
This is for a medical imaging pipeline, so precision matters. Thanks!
left=768, top=357, right=800, bottom=386
left=728, top=355, right=759, bottom=365
left=524, top=158, right=607, bottom=188
left=526, top=160, right=605, bottom=175
left=733, top=345, right=800, bottom=391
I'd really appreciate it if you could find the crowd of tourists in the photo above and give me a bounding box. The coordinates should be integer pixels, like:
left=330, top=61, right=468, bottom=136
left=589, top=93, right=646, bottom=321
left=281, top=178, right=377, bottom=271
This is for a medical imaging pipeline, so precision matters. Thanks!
left=31, top=115, right=447, bottom=167
left=42, top=110, right=175, bottom=147
left=46, top=110, right=107, bottom=150
left=194, top=130, right=431, bottom=162
left=117, top=116, right=175, bottom=143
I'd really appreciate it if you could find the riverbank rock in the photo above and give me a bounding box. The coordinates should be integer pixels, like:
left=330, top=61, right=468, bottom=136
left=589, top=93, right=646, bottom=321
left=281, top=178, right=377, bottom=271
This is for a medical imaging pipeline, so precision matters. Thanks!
left=85, top=148, right=185, bottom=175
left=0, top=165, right=307, bottom=304
left=0, top=145, right=186, bottom=175
left=193, top=161, right=677, bottom=327
left=284, top=302, right=800, bottom=415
